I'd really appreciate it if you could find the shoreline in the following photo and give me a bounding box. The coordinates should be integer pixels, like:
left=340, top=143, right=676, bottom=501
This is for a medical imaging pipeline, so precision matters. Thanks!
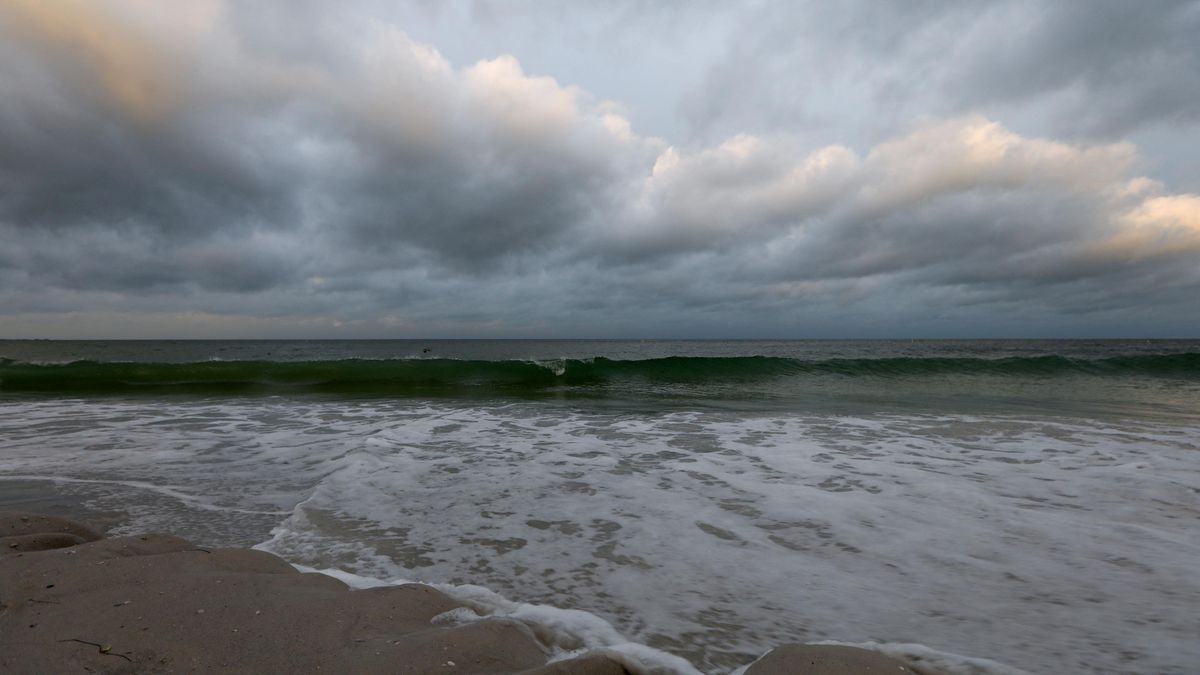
left=2, top=511, right=936, bottom=674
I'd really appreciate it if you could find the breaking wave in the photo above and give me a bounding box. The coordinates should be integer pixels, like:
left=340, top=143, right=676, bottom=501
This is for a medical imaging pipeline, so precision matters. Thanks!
left=1, top=353, right=1198, bottom=396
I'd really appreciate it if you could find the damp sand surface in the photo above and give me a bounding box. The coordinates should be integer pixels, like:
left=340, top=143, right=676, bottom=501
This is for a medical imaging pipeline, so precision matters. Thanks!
left=1, top=512, right=933, bottom=675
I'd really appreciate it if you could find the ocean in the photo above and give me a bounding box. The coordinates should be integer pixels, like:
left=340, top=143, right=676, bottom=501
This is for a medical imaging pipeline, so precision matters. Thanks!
left=1, top=339, right=1197, bottom=673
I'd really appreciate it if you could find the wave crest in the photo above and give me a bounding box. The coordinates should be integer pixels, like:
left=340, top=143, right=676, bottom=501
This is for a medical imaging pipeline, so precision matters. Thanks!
left=1, top=353, right=1197, bottom=396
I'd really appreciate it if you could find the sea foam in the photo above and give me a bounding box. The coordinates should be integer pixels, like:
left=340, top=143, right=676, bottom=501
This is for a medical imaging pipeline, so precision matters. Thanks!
left=2, top=397, right=1197, bottom=673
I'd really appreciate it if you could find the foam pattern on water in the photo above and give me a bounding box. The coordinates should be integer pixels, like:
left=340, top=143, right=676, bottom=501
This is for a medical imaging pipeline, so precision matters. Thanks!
left=1, top=398, right=1197, bottom=673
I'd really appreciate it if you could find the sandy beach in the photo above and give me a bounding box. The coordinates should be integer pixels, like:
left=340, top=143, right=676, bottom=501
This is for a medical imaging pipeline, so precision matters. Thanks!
left=2, top=511, right=933, bottom=674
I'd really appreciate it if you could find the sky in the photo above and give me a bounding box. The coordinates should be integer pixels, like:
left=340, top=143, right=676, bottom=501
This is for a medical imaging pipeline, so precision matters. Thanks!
left=1, top=0, right=1198, bottom=338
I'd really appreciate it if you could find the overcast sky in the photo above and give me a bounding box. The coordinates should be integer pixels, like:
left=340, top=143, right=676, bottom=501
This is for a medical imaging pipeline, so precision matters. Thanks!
left=1, top=0, right=1198, bottom=338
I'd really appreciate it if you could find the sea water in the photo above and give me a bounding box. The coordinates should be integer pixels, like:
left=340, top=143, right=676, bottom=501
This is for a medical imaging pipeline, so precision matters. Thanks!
left=1, top=340, right=1197, bottom=673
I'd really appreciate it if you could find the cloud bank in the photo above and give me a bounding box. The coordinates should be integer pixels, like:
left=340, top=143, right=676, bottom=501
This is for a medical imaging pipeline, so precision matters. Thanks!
left=1, top=0, right=1197, bottom=337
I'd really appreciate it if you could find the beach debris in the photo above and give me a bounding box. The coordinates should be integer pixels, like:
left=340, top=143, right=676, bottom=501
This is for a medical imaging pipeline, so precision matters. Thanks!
left=58, top=638, right=132, bottom=662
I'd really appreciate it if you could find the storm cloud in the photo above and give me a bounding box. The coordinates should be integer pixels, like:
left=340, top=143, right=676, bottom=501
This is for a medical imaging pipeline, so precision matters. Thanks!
left=1, top=0, right=1197, bottom=337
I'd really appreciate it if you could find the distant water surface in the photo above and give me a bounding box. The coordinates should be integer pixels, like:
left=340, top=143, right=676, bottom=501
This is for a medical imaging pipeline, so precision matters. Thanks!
left=2, top=339, right=1198, bottom=419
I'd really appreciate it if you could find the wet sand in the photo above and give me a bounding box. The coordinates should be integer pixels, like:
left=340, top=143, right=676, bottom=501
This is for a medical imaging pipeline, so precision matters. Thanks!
left=2, top=512, right=931, bottom=674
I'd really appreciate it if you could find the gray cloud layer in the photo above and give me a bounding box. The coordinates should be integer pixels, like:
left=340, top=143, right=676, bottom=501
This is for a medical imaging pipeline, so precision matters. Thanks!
left=677, top=0, right=1200, bottom=146
left=0, top=0, right=1198, bottom=337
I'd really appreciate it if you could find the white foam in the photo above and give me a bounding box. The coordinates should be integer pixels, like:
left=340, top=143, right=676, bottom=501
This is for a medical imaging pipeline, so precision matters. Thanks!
left=3, top=398, right=1198, bottom=673
left=0, top=475, right=287, bottom=515
left=819, top=641, right=1034, bottom=675
left=291, top=563, right=408, bottom=588
left=291, top=563, right=701, bottom=675
left=293, top=554, right=1030, bottom=675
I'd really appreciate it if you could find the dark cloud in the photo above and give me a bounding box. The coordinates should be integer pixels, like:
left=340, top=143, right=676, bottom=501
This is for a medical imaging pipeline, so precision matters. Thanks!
left=0, top=0, right=1197, bottom=338
left=952, top=1, right=1200, bottom=134
left=679, top=0, right=1200, bottom=144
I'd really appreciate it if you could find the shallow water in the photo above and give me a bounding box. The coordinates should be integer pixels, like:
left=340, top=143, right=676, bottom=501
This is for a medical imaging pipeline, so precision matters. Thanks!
left=2, top=339, right=1198, bottom=673
left=1, top=396, right=1197, bottom=673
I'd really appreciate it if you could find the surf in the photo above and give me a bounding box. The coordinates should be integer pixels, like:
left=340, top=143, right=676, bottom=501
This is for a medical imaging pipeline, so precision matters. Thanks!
left=2, top=353, right=1199, bottom=396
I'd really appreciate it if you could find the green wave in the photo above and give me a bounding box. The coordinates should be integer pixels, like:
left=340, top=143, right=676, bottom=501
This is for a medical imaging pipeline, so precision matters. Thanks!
left=1, top=354, right=1198, bottom=396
